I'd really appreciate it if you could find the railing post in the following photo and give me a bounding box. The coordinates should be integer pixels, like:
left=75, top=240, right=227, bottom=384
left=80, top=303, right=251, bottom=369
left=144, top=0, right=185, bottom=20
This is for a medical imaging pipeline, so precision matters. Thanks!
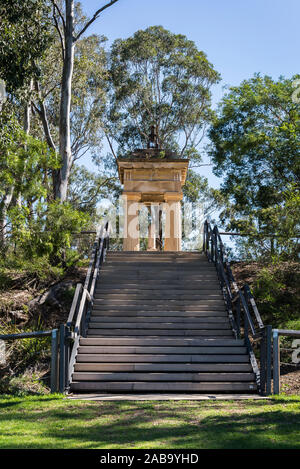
left=265, top=325, right=272, bottom=396
left=260, top=328, right=266, bottom=395
left=59, top=324, right=66, bottom=393
left=236, top=298, right=241, bottom=339
left=64, top=325, right=71, bottom=391
left=273, top=329, right=280, bottom=395
left=50, top=329, right=59, bottom=393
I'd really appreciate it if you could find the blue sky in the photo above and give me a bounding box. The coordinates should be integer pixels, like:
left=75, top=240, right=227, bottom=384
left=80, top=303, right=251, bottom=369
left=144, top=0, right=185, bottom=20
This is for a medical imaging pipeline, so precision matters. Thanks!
left=80, top=0, right=299, bottom=187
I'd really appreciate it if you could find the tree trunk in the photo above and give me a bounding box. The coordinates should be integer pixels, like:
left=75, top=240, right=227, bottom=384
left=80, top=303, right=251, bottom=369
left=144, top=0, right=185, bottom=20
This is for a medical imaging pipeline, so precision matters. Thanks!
left=16, top=84, right=33, bottom=207
left=57, top=0, right=75, bottom=202
left=0, top=187, right=14, bottom=248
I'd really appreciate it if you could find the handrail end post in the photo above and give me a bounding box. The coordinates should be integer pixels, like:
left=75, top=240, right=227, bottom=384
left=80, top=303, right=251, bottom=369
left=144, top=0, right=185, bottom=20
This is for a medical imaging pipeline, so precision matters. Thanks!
left=50, top=328, right=59, bottom=394
left=273, top=329, right=280, bottom=395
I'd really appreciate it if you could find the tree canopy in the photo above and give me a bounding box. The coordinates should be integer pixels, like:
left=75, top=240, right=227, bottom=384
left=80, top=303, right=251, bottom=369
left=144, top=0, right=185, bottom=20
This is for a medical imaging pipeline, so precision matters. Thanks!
left=209, top=74, right=300, bottom=259
left=107, top=26, right=220, bottom=160
left=0, top=0, right=52, bottom=92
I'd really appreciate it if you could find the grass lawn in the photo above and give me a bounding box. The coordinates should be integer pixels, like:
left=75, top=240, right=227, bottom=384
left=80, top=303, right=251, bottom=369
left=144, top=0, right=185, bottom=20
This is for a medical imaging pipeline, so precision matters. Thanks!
left=0, top=395, right=299, bottom=449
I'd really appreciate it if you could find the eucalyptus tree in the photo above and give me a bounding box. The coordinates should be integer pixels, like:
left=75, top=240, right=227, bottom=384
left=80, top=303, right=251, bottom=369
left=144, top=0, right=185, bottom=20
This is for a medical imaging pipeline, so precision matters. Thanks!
left=32, top=31, right=109, bottom=198
left=0, top=0, right=52, bottom=92
left=46, top=0, right=119, bottom=201
left=107, top=26, right=220, bottom=161
left=209, top=74, right=300, bottom=258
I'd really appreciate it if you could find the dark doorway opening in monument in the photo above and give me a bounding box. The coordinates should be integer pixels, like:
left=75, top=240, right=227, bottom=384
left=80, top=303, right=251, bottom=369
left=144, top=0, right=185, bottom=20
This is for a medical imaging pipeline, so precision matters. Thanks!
left=147, top=204, right=163, bottom=251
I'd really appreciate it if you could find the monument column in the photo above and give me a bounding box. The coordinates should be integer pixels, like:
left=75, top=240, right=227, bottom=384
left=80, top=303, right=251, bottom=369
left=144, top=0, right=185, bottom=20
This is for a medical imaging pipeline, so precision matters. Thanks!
left=164, top=193, right=182, bottom=251
left=123, top=192, right=141, bottom=251
left=117, top=150, right=188, bottom=252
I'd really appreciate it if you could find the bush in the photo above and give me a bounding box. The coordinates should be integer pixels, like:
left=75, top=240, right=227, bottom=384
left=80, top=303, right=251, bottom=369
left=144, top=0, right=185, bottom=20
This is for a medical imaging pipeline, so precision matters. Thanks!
left=0, top=320, right=51, bottom=373
left=252, top=264, right=300, bottom=328
left=8, top=201, right=90, bottom=267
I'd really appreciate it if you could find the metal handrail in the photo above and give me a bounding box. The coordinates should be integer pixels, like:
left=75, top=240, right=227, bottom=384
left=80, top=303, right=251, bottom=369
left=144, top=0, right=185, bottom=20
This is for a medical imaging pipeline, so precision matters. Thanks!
left=273, top=329, right=300, bottom=394
left=61, top=221, right=110, bottom=392
left=203, top=219, right=272, bottom=395
left=0, top=329, right=59, bottom=392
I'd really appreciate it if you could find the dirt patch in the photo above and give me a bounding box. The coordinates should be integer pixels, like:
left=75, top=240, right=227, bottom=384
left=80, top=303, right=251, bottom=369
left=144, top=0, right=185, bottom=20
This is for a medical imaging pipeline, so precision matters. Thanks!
left=0, top=267, right=87, bottom=330
left=280, top=367, right=300, bottom=395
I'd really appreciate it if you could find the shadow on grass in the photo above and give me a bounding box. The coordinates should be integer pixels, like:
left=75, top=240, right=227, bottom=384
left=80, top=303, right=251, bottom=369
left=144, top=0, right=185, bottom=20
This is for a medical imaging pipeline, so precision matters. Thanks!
left=0, top=399, right=299, bottom=449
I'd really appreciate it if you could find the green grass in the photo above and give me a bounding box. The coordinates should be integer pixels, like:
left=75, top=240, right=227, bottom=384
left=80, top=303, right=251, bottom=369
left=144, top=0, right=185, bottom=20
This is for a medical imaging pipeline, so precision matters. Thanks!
left=0, top=395, right=299, bottom=449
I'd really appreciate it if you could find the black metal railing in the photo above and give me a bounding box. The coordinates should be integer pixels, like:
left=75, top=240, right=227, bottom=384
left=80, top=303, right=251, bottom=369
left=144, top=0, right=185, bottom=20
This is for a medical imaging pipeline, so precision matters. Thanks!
left=0, top=329, right=60, bottom=393
left=59, top=221, right=110, bottom=393
left=0, top=222, right=110, bottom=395
left=273, top=329, right=300, bottom=394
left=203, top=220, right=272, bottom=395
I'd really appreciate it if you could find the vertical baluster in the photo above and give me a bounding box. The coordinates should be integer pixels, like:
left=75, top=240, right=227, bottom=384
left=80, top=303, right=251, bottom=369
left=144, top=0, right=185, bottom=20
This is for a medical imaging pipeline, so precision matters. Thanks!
left=50, top=329, right=59, bottom=393
left=59, top=324, right=66, bottom=393
left=273, top=329, right=280, bottom=395
left=236, top=298, right=241, bottom=339
left=265, top=325, right=272, bottom=396
left=260, top=328, right=266, bottom=395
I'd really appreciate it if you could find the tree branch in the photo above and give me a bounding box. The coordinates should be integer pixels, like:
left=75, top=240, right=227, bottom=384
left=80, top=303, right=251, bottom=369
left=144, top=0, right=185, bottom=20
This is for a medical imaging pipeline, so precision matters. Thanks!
left=105, top=132, right=117, bottom=160
left=33, top=82, right=57, bottom=152
left=74, top=0, right=119, bottom=42
left=52, top=6, right=65, bottom=61
left=78, top=177, right=118, bottom=206
left=50, top=0, right=66, bottom=31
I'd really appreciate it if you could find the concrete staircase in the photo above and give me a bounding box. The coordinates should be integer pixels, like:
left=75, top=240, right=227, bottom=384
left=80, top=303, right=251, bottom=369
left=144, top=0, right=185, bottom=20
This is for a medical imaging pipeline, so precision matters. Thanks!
left=70, top=251, right=257, bottom=393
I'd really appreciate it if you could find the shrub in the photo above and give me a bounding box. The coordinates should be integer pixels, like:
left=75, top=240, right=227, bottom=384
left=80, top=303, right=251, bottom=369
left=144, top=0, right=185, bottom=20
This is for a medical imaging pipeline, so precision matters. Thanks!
left=8, top=201, right=90, bottom=267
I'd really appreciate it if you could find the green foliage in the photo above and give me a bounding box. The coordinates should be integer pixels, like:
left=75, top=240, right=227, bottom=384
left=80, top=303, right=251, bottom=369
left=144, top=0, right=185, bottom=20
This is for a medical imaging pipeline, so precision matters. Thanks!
left=0, top=373, right=49, bottom=396
left=0, top=0, right=52, bottom=91
left=0, top=106, right=59, bottom=198
left=108, top=25, right=220, bottom=158
left=0, top=319, right=51, bottom=374
left=209, top=74, right=300, bottom=259
left=252, top=264, right=300, bottom=327
left=68, top=164, right=120, bottom=217
left=9, top=201, right=90, bottom=266
left=0, top=255, right=64, bottom=290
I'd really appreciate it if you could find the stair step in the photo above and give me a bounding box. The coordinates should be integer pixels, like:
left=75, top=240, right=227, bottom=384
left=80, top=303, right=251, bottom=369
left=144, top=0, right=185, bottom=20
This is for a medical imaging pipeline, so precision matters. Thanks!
left=93, top=299, right=225, bottom=305
left=92, top=305, right=226, bottom=311
left=79, top=338, right=244, bottom=346
left=104, top=256, right=209, bottom=260
left=94, top=294, right=223, bottom=300
left=70, top=381, right=257, bottom=392
left=76, top=354, right=250, bottom=363
left=72, top=372, right=256, bottom=382
left=91, top=311, right=228, bottom=317
left=96, top=287, right=221, bottom=292
left=78, top=346, right=247, bottom=354
left=98, top=280, right=220, bottom=284
left=104, top=261, right=213, bottom=266
left=106, top=253, right=205, bottom=256
left=88, top=322, right=231, bottom=330
left=101, top=270, right=216, bottom=275
left=74, top=363, right=252, bottom=372
left=87, top=330, right=233, bottom=336
left=89, top=317, right=229, bottom=324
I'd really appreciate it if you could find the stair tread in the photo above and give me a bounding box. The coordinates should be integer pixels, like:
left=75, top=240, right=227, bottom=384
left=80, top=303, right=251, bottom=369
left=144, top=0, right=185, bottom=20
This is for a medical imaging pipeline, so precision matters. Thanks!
left=76, top=354, right=250, bottom=363
left=80, top=338, right=244, bottom=345
left=74, top=363, right=252, bottom=372
left=72, top=372, right=256, bottom=382
left=89, top=317, right=229, bottom=323
left=91, top=313, right=228, bottom=316
left=78, top=346, right=247, bottom=354
left=87, top=331, right=234, bottom=336
left=88, top=323, right=231, bottom=330
left=70, top=382, right=257, bottom=391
